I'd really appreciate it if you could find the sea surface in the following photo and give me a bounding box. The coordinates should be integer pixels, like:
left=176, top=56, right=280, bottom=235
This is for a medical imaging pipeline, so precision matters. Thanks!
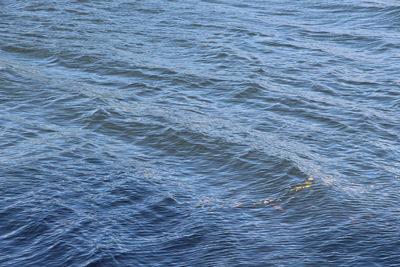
left=1, top=0, right=400, bottom=266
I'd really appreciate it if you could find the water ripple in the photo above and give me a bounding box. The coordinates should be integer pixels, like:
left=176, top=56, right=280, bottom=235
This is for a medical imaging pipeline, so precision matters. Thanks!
left=1, top=0, right=400, bottom=266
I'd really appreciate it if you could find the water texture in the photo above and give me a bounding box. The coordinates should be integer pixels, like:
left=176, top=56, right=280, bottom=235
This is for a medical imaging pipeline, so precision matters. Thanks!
left=1, top=0, right=400, bottom=266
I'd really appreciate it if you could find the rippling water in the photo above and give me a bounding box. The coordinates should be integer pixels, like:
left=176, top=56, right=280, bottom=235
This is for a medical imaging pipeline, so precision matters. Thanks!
left=1, top=0, right=400, bottom=266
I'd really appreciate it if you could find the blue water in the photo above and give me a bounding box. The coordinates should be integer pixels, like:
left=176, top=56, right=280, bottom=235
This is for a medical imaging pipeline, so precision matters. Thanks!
left=1, top=0, right=400, bottom=266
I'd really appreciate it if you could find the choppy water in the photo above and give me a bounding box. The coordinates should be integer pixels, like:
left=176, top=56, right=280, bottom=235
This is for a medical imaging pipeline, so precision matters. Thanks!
left=1, top=0, right=400, bottom=266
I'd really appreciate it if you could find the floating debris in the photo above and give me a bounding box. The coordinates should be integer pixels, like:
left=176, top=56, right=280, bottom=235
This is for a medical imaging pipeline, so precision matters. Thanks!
left=214, top=178, right=317, bottom=210
left=250, top=177, right=317, bottom=209
left=289, top=177, right=315, bottom=192
left=273, top=204, right=284, bottom=211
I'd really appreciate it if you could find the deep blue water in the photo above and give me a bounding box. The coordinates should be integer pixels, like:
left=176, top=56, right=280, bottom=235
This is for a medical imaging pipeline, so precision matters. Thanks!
left=1, top=0, right=400, bottom=266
